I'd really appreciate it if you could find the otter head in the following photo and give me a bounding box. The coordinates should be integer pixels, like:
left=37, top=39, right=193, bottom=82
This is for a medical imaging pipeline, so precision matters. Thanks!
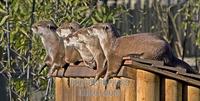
left=88, top=23, right=120, bottom=41
left=32, top=21, right=57, bottom=36
left=57, top=21, right=80, bottom=38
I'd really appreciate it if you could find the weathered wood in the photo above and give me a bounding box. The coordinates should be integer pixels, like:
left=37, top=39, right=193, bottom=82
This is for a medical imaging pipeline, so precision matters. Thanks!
left=131, top=57, right=187, bottom=73
left=118, top=66, right=136, bottom=79
left=131, top=57, right=164, bottom=66
left=136, top=70, right=160, bottom=101
left=187, top=86, right=200, bottom=101
left=125, top=61, right=200, bottom=87
left=54, top=77, right=136, bottom=101
left=51, top=57, right=200, bottom=81
left=55, top=78, right=63, bottom=101
left=130, top=57, right=200, bottom=80
left=53, top=57, right=200, bottom=101
left=120, top=77, right=136, bottom=101
left=178, top=73, right=200, bottom=80
left=164, top=78, right=182, bottom=101
left=51, top=66, right=97, bottom=77
left=52, top=59, right=200, bottom=87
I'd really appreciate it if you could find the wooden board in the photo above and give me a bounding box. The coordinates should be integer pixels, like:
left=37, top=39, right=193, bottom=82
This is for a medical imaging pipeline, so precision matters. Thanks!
left=55, top=77, right=136, bottom=101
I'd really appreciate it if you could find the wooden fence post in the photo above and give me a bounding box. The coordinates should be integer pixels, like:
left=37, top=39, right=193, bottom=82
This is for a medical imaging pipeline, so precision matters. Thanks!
left=136, top=69, right=160, bottom=101
left=187, top=85, right=200, bottom=101
left=55, top=78, right=64, bottom=101
left=164, top=78, right=182, bottom=101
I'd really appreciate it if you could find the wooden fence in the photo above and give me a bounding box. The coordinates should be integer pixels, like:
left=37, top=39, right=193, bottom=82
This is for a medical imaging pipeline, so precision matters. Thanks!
left=52, top=57, right=200, bottom=101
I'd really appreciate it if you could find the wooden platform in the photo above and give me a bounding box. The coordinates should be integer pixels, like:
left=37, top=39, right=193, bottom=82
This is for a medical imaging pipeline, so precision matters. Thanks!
left=52, top=57, right=200, bottom=101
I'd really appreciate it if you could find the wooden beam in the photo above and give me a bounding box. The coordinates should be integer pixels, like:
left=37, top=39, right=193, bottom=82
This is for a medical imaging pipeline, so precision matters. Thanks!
left=124, top=61, right=200, bottom=87
left=51, top=66, right=97, bottom=77
left=136, top=70, right=160, bottom=101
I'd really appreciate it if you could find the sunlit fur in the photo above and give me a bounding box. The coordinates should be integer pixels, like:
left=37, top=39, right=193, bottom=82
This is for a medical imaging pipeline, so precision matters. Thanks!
left=90, top=23, right=197, bottom=83
left=57, top=22, right=82, bottom=64
left=32, top=21, right=65, bottom=76
left=67, top=28, right=96, bottom=69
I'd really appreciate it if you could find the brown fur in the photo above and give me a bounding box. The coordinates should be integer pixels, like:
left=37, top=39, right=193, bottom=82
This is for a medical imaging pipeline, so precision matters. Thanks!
left=67, top=28, right=96, bottom=69
left=90, top=23, right=197, bottom=83
left=57, top=21, right=82, bottom=65
left=57, top=21, right=80, bottom=35
left=73, top=28, right=107, bottom=83
left=32, top=21, right=66, bottom=76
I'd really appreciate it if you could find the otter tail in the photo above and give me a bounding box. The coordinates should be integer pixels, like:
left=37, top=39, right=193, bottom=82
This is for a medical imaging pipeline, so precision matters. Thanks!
left=171, top=57, right=198, bottom=74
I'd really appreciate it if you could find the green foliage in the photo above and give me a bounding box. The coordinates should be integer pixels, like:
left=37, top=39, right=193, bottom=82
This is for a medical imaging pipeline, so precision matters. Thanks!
left=1, top=0, right=200, bottom=100
left=0, top=0, right=127, bottom=100
left=174, top=0, right=200, bottom=46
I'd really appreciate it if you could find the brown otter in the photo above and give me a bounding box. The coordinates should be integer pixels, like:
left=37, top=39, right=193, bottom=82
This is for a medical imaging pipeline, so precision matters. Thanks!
left=55, top=21, right=84, bottom=75
left=89, top=23, right=197, bottom=84
left=56, top=21, right=82, bottom=65
left=67, top=28, right=96, bottom=69
left=72, top=28, right=107, bottom=84
left=32, top=21, right=67, bottom=76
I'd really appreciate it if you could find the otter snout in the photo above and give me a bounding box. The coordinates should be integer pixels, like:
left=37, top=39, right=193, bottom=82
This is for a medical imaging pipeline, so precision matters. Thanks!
left=31, top=24, right=39, bottom=33
left=31, top=25, right=43, bottom=36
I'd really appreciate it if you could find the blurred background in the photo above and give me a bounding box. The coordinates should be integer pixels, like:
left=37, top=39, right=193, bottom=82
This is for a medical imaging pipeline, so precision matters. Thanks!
left=0, top=0, right=200, bottom=100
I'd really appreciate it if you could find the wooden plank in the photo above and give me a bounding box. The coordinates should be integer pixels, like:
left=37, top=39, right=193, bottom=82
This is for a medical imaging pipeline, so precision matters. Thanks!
left=131, top=58, right=200, bottom=80
left=124, top=61, right=200, bottom=87
left=130, top=57, right=200, bottom=80
left=54, top=77, right=136, bottom=101
left=51, top=66, right=96, bottom=77
left=164, top=78, right=182, bottom=101
left=55, top=78, right=63, bottom=101
left=131, top=57, right=187, bottom=73
left=131, top=57, right=164, bottom=66
left=118, top=66, right=136, bottom=79
left=153, top=65, right=186, bottom=73
left=187, top=86, right=200, bottom=101
left=136, top=70, right=160, bottom=101
left=51, top=58, right=200, bottom=88
left=178, top=73, right=200, bottom=80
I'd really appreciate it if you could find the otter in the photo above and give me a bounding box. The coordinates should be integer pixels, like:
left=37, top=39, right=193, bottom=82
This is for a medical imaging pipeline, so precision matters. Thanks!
left=72, top=28, right=107, bottom=84
left=89, top=23, right=197, bottom=84
left=54, top=21, right=85, bottom=75
left=66, top=28, right=96, bottom=69
left=32, top=21, right=67, bottom=76
left=56, top=21, right=82, bottom=65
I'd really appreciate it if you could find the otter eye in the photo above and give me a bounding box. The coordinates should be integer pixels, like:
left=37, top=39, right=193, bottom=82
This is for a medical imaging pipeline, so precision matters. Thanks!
left=104, top=25, right=110, bottom=31
left=69, top=26, right=74, bottom=30
left=48, top=25, right=57, bottom=31
left=32, top=25, right=37, bottom=29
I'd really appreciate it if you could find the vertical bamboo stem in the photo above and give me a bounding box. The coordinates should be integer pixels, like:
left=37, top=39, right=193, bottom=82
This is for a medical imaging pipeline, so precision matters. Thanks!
left=5, top=0, right=11, bottom=100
